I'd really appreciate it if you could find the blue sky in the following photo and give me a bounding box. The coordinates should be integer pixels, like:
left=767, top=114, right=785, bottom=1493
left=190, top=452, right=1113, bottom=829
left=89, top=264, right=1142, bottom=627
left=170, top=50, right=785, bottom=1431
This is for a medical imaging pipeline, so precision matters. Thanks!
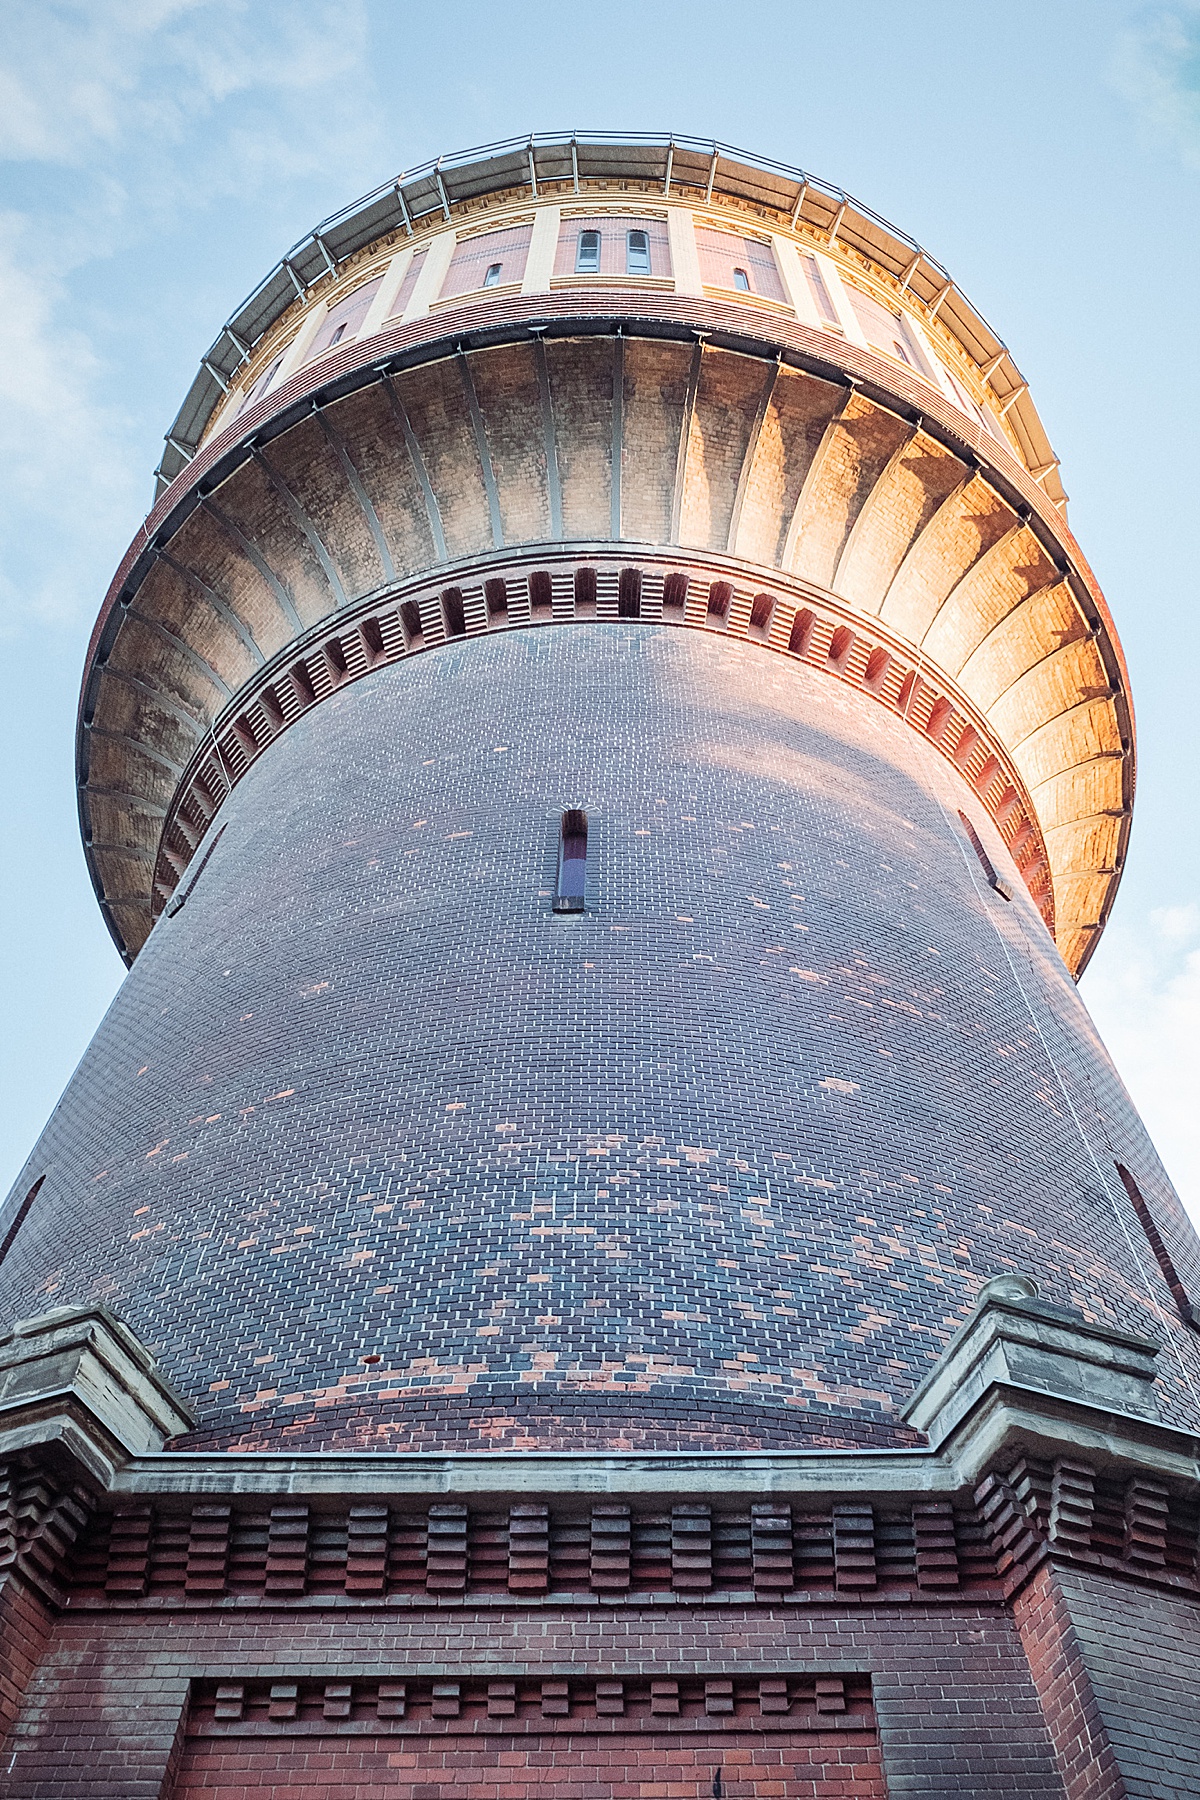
left=1, top=0, right=1199, bottom=1215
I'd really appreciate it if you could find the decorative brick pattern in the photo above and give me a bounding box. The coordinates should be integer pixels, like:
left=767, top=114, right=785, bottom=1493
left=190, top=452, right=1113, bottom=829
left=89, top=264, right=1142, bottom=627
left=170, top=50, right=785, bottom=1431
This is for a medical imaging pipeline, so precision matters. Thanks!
left=185, top=1669, right=876, bottom=1735
left=68, top=1494, right=999, bottom=1605
left=147, top=547, right=1057, bottom=933
left=977, top=1453, right=1200, bottom=1599
left=175, top=1733, right=887, bottom=1800
left=1, top=1602, right=1067, bottom=1799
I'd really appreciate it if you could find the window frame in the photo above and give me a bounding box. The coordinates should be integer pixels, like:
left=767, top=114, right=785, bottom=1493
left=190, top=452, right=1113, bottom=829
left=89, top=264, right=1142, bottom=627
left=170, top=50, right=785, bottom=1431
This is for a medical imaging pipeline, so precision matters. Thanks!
left=575, top=229, right=601, bottom=275
left=626, top=228, right=651, bottom=276
left=553, top=810, right=588, bottom=914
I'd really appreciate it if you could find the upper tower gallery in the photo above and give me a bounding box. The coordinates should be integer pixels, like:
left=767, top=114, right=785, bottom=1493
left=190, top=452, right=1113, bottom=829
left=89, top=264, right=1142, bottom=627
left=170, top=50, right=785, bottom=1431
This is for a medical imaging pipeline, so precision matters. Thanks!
left=78, top=133, right=1131, bottom=976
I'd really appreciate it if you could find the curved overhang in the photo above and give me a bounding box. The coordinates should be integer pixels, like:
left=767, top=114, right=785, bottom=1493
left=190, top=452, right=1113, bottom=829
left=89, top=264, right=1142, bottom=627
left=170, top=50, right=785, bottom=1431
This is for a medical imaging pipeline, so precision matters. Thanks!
left=80, top=284, right=1133, bottom=978
left=153, top=133, right=1066, bottom=509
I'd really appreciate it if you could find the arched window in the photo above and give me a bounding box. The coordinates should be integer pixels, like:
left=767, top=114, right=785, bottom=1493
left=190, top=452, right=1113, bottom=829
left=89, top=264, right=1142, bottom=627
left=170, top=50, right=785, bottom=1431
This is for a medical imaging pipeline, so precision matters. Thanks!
left=626, top=229, right=651, bottom=275
left=575, top=230, right=601, bottom=274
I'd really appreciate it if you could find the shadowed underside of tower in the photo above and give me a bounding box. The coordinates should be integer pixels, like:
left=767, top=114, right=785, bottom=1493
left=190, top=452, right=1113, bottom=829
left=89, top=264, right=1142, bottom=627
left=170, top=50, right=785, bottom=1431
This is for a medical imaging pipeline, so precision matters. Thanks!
left=2, top=136, right=1198, bottom=1800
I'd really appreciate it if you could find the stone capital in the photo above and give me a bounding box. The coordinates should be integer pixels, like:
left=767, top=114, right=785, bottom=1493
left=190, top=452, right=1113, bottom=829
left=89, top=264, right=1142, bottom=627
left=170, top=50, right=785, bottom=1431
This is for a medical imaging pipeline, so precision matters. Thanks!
left=902, top=1274, right=1182, bottom=1480
left=0, top=1303, right=195, bottom=1487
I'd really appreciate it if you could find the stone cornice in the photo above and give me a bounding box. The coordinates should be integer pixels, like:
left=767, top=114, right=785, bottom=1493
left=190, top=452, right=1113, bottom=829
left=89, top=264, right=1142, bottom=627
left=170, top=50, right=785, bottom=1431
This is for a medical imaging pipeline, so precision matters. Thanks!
left=78, top=300, right=1132, bottom=973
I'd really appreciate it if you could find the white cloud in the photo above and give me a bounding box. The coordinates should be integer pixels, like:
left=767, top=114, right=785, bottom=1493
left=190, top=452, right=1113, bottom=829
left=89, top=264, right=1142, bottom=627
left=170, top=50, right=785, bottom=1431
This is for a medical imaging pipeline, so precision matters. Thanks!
left=1082, top=903, right=1200, bottom=1227
left=0, top=1, right=382, bottom=181
left=1110, top=2, right=1200, bottom=168
left=0, top=0, right=388, bottom=633
left=0, top=213, right=141, bottom=628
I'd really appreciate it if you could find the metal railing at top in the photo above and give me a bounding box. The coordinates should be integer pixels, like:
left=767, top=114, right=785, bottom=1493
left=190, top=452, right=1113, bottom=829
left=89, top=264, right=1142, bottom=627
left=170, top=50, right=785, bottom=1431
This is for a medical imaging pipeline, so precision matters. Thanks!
left=153, top=131, right=1013, bottom=498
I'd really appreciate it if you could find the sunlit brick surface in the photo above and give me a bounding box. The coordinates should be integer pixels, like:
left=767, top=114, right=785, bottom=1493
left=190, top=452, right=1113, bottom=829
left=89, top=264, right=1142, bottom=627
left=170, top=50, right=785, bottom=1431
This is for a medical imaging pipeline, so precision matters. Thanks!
left=4, top=627, right=1195, bottom=1450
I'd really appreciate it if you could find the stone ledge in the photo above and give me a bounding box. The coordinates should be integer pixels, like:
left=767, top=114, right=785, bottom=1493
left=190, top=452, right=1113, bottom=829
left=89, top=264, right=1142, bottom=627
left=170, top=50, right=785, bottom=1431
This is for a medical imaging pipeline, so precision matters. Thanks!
left=7, top=1293, right=1198, bottom=1505
left=0, top=1304, right=195, bottom=1487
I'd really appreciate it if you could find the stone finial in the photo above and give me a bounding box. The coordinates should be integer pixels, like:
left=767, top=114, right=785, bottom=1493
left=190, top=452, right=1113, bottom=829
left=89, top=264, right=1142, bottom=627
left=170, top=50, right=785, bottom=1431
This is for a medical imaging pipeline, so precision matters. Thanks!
left=0, top=1303, right=195, bottom=1486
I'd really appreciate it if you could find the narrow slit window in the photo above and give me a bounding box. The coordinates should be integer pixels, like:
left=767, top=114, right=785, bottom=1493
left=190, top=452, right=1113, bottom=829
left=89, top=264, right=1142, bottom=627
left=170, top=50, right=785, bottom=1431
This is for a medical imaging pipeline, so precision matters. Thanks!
left=1118, top=1165, right=1198, bottom=1327
left=626, top=229, right=651, bottom=275
left=576, top=230, right=601, bottom=274
left=164, top=823, right=227, bottom=917
left=957, top=811, right=1012, bottom=899
left=554, top=810, right=588, bottom=914
left=0, top=1176, right=44, bottom=1268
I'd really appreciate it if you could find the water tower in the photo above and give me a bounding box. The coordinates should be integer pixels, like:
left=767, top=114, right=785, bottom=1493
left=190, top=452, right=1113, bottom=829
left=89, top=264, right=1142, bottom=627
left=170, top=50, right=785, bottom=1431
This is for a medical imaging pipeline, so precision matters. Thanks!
left=2, top=135, right=1197, bottom=1798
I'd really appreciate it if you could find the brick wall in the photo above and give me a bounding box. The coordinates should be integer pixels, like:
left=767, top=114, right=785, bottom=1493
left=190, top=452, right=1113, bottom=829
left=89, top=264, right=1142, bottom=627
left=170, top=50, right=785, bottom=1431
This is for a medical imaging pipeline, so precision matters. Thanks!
left=173, top=1733, right=887, bottom=1799
left=2, top=627, right=1196, bottom=1451
left=1052, top=1563, right=1200, bottom=1798
left=0, top=1572, right=53, bottom=1744
left=1011, top=1560, right=1126, bottom=1800
left=3, top=1599, right=1066, bottom=1800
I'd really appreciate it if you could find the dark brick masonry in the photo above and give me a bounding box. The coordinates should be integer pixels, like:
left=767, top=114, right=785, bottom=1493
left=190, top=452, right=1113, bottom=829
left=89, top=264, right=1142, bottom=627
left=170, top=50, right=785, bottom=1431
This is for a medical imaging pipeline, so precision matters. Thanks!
left=2, top=626, right=1195, bottom=1453
left=5, top=1600, right=1066, bottom=1800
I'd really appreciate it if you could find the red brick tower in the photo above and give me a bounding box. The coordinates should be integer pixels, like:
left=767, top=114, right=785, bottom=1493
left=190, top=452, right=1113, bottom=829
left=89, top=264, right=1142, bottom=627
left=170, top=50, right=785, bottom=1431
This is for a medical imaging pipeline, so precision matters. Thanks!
left=2, top=136, right=1198, bottom=1797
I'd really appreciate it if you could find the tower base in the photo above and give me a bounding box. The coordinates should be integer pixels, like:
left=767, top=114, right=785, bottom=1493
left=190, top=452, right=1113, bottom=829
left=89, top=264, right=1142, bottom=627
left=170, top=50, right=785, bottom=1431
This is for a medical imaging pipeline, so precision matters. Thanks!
left=1, top=1290, right=1198, bottom=1797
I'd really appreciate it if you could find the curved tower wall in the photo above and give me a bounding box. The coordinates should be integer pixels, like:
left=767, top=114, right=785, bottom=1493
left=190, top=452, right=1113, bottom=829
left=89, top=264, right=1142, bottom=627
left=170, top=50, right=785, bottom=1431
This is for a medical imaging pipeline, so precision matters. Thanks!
left=3, top=138, right=1198, bottom=1800
left=5, top=625, right=1199, bottom=1450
